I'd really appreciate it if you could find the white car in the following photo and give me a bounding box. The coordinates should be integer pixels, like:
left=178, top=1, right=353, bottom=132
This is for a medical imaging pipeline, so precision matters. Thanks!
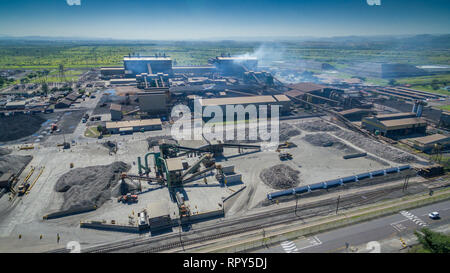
left=428, top=212, right=440, bottom=220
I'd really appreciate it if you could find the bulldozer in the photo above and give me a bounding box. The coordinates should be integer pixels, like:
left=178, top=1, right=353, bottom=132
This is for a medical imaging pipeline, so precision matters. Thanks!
left=278, top=142, right=296, bottom=149
left=17, top=183, right=30, bottom=196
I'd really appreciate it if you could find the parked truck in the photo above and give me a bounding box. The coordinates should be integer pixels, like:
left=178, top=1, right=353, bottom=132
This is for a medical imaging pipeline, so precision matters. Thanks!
left=118, top=193, right=138, bottom=203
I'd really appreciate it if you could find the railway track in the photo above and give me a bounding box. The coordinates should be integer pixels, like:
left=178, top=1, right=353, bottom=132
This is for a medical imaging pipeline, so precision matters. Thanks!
left=75, top=182, right=423, bottom=253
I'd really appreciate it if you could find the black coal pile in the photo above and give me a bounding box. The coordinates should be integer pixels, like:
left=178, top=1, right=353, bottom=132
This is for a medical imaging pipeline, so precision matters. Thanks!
left=54, top=161, right=130, bottom=211
left=0, top=114, right=46, bottom=142
left=260, top=164, right=300, bottom=190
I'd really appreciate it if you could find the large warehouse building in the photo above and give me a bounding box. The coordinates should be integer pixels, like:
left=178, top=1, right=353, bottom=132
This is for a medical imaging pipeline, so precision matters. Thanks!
left=362, top=112, right=427, bottom=138
left=194, top=95, right=291, bottom=119
left=106, top=118, right=162, bottom=134
left=124, top=55, right=173, bottom=76
left=411, top=134, right=450, bottom=152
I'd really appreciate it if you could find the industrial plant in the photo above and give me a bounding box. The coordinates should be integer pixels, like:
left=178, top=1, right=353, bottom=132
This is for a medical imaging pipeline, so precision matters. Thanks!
left=0, top=48, right=449, bottom=254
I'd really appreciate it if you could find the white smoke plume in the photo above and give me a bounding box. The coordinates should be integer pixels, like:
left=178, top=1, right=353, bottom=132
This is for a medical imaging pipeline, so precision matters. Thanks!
left=234, top=43, right=287, bottom=67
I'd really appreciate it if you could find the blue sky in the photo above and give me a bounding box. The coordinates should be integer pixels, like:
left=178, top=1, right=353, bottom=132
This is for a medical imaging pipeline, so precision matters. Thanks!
left=0, top=0, right=449, bottom=39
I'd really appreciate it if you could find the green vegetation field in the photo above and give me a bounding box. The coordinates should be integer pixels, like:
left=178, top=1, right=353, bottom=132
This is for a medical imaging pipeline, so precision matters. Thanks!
left=0, top=40, right=449, bottom=70
left=395, top=74, right=450, bottom=96
left=438, top=105, right=450, bottom=111
left=1, top=39, right=449, bottom=93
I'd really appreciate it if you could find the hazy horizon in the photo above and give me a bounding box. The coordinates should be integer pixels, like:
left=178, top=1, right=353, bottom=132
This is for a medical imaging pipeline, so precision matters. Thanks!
left=0, top=0, right=449, bottom=40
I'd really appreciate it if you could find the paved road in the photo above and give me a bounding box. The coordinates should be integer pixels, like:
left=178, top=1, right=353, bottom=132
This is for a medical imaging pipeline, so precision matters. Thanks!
left=256, top=200, right=450, bottom=253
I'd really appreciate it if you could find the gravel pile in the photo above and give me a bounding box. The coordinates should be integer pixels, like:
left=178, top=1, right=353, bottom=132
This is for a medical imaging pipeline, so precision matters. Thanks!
left=295, top=120, right=340, bottom=132
left=334, top=130, right=417, bottom=163
left=279, top=123, right=302, bottom=142
left=303, top=133, right=358, bottom=153
left=260, top=164, right=301, bottom=190
left=223, top=126, right=261, bottom=144
left=54, top=161, right=130, bottom=211
left=0, top=147, right=12, bottom=156
left=222, top=122, right=301, bottom=144
left=0, top=152, right=32, bottom=176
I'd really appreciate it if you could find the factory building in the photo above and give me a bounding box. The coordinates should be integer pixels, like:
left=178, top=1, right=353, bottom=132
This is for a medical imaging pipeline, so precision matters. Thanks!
left=55, top=99, right=72, bottom=109
left=106, top=118, right=162, bottom=134
left=5, top=101, right=26, bottom=110
left=411, top=134, right=450, bottom=152
left=100, top=67, right=125, bottom=79
left=344, top=62, right=429, bottom=78
left=172, top=66, right=215, bottom=76
left=54, top=92, right=81, bottom=109
left=362, top=110, right=427, bottom=138
left=110, top=103, right=122, bottom=121
left=137, top=89, right=170, bottom=115
left=208, top=56, right=258, bottom=76
left=243, top=71, right=274, bottom=86
left=439, top=111, right=450, bottom=129
left=194, top=95, right=291, bottom=119
left=285, top=82, right=344, bottom=106
left=136, top=73, right=169, bottom=89
left=109, top=78, right=137, bottom=85
left=124, top=55, right=173, bottom=77
left=146, top=202, right=172, bottom=232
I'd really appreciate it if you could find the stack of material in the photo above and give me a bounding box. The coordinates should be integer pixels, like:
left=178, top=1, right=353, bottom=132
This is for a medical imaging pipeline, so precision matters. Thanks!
left=303, top=133, right=358, bottom=153
left=0, top=114, right=46, bottom=142
left=54, top=161, right=130, bottom=211
left=222, top=122, right=301, bottom=144
left=260, top=164, right=300, bottom=190
left=0, top=147, right=12, bottom=156
left=279, top=123, right=302, bottom=142
left=0, top=148, right=32, bottom=176
left=334, top=130, right=417, bottom=163
left=295, top=120, right=339, bottom=132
